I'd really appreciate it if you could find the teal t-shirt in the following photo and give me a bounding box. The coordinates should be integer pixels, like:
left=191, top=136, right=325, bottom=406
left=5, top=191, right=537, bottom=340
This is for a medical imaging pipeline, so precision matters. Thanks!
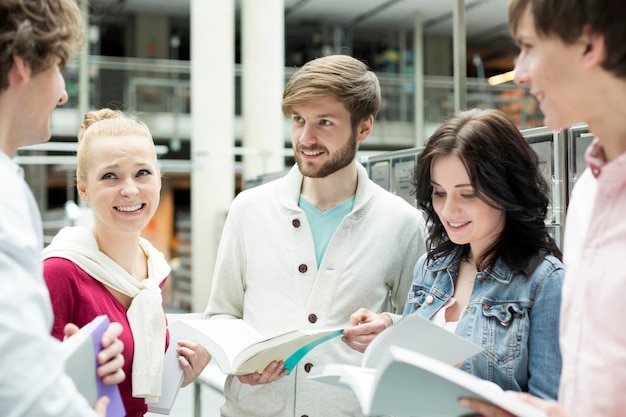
left=299, top=195, right=355, bottom=267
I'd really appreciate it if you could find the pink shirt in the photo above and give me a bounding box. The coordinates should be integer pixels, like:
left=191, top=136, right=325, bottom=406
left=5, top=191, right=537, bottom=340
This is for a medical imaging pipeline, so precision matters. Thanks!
left=44, top=257, right=169, bottom=417
left=559, top=139, right=626, bottom=416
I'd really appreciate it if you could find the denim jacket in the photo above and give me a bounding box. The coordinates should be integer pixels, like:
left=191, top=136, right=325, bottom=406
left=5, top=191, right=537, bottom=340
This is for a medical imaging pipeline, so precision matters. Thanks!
left=403, top=250, right=564, bottom=399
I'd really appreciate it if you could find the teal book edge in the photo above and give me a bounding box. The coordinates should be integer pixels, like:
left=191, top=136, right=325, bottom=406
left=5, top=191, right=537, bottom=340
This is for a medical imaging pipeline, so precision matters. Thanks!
left=283, top=329, right=343, bottom=374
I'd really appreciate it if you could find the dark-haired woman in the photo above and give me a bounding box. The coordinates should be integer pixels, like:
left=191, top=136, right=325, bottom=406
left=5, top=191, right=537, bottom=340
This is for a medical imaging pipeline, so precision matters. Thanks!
left=343, top=108, right=563, bottom=399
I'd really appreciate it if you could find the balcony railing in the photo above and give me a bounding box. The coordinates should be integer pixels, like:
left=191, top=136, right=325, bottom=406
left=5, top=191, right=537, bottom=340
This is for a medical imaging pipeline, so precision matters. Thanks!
left=62, top=55, right=543, bottom=135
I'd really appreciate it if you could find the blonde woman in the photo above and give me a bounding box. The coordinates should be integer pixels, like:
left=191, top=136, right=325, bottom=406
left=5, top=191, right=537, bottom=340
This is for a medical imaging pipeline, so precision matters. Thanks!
left=43, top=109, right=209, bottom=417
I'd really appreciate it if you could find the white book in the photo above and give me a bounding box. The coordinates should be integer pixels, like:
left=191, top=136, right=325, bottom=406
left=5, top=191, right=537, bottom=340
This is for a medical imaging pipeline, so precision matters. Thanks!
left=361, top=313, right=483, bottom=369
left=170, top=318, right=343, bottom=375
left=62, top=315, right=125, bottom=417
left=148, top=313, right=201, bottom=415
left=308, top=314, right=545, bottom=417
left=311, top=345, right=547, bottom=417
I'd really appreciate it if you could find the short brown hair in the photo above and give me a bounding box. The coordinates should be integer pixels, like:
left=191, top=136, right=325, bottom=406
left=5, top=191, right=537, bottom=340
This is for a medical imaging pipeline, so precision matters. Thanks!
left=282, top=55, right=381, bottom=130
left=0, top=0, right=84, bottom=91
left=509, top=0, right=626, bottom=78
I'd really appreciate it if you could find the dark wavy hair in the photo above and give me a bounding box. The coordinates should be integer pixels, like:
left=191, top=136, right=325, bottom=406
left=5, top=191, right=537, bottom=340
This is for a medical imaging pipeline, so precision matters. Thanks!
left=413, top=108, right=562, bottom=275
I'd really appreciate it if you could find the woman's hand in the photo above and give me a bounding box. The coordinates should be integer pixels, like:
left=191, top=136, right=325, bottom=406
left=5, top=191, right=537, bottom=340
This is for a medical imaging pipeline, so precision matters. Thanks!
left=177, top=340, right=212, bottom=387
left=64, top=322, right=126, bottom=385
left=341, top=308, right=392, bottom=353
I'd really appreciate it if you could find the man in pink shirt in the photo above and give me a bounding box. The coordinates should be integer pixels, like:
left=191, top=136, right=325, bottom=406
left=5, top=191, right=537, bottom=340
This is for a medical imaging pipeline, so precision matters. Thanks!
left=462, top=0, right=626, bottom=416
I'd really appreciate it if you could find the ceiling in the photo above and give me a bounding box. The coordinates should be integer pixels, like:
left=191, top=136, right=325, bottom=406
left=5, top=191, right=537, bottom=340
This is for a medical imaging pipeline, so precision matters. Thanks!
left=90, top=0, right=518, bottom=72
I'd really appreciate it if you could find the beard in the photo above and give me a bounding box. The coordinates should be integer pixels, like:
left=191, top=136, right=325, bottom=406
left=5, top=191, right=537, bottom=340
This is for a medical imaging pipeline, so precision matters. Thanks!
left=294, top=129, right=358, bottom=178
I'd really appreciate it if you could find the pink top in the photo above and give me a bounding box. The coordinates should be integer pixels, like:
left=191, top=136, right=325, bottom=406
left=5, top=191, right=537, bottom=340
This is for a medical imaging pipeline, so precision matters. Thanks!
left=44, top=257, right=169, bottom=417
left=559, top=139, right=626, bottom=416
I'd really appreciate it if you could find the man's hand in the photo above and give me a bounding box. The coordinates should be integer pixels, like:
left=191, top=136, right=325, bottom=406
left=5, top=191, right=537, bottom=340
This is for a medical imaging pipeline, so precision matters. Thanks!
left=237, top=361, right=288, bottom=385
left=341, top=308, right=392, bottom=353
left=92, top=396, right=110, bottom=417
left=460, top=392, right=572, bottom=417
left=64, top=321, right=125, bottom=416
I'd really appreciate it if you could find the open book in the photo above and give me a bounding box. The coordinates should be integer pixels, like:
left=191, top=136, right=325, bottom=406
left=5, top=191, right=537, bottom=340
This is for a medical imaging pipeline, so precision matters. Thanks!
left=62, top=315, right=125, bottom=417
left=309, top=314, right=545, bottom=417
left=148, top=313, right=201, bottom=415
left=360, top=312, right=483, bottom=369
left=170, top=318, right=343, bottom=375
left=312, top=345, right=547, bottom=417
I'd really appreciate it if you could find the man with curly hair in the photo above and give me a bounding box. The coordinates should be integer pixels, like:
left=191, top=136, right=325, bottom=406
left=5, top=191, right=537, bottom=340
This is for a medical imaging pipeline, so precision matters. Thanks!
left=0, top=1, right=125, bottom=416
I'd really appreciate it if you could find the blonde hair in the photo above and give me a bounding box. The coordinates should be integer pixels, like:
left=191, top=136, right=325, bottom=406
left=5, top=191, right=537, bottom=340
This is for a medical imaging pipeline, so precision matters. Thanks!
left=76, top=108, right=156, bottom=182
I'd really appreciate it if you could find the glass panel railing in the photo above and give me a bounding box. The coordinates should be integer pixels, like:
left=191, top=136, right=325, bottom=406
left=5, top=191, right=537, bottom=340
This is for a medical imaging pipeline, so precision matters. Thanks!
left=62, top=56, right=542, bottom=130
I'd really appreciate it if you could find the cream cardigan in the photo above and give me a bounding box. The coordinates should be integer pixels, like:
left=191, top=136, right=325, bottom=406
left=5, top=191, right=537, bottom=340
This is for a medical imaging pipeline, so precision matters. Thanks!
left=205, top=163, right=427, bottom=417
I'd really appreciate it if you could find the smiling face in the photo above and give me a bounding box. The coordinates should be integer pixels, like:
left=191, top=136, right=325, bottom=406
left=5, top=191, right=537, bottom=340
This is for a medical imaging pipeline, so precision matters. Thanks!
left=5, top=57, right=69, bottom=155
left=28, top=59, right=68, bottom=144
left=512, top=5, right=589, bottom=130
left=77, top=134, right=161, bottom=236
left=430, top=154, right=505, bottom=258
left=290, top=96, right=371, bottom=178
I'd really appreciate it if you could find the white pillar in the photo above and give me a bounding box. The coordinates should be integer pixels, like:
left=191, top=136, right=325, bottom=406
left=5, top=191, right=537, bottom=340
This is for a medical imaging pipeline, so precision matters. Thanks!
left=453, top=0, right=467, bottom=112
left=78, top=0, right=89, bottom=117
left=413, top=11, right=425, bottom=147
left=242, top=0, right=285, bottom=178
left=190, top=0, right=235, bottom=312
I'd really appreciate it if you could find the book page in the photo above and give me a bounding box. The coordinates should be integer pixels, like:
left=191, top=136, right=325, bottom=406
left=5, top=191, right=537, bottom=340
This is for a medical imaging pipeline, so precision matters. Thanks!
left=62, top=319, right=102, bottom=404
left=172, top=319, right=342, bottom=375
left=170, top=319, right=266, bottom=374
left=368, top=346, right=546, bottom=417
left=148, top=313, right=201, bottom=414
left=233, top=328, right=342, bottom=375
left=308, top=364, right=376, bottom=414
left=363, top=313, right=483, bottom=369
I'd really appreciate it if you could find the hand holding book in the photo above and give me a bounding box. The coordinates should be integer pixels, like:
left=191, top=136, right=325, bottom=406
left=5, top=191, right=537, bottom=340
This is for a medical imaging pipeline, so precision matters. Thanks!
left=309, top=314, right=547, bottom=417
left=459, top=392, right=559, bottom=417
left=170, top=318, right=343, bottom=375
left=62, top=315, right=125, bottom=417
